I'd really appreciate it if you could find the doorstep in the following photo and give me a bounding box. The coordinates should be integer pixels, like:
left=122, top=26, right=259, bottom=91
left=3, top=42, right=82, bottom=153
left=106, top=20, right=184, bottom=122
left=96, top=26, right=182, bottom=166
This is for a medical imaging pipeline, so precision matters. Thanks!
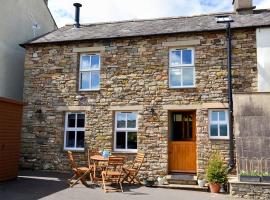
left=152, top=184, right=208, bottom=192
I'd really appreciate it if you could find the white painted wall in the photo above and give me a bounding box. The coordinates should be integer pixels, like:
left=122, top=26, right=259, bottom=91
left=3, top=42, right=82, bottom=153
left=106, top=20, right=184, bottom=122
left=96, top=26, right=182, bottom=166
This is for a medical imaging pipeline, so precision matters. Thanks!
left=256, top=28, right=270, bottom=92
left=0, top=0, right=57, bottom=100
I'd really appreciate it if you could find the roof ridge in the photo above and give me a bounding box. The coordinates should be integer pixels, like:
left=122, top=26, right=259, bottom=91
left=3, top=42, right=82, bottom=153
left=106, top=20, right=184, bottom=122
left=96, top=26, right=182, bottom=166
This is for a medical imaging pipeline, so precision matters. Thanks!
left=64, top=11, right=235, bottom=27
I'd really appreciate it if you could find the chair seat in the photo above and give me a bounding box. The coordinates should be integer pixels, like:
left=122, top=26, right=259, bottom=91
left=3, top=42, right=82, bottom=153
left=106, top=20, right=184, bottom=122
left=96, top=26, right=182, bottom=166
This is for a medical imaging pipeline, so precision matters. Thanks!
left=77, top=167, right=90, bottom=172
left=102, top=170, right=121, bottom=176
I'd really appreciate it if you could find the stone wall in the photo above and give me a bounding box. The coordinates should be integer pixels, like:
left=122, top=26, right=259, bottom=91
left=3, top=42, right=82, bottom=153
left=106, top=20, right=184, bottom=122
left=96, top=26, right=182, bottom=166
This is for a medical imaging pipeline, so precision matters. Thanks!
left=21, top=29, right=257, bottom=175
left=230, top=181, right=270, bottom=199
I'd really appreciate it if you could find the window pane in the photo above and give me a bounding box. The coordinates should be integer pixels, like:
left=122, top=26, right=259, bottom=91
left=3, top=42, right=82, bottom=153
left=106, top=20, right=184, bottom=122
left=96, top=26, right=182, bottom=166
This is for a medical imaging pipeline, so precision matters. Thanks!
left=127, top=113, right=137, bottom=128
left=182, top=50, right=192, bottom=64
left=127, top=132, right=137, bottom=149
left=219, top=111, right=226, bottom=121
left=220, top=124, right=228, bottom=136
left=91, top=55, right=100, bottom=69
left=68, top=114, right=76, bottom=127
left=80, top=72, right=90, bottom=89
left=182, top=67, right=194, bottom=86
left=76, top=131, right=85, bottom=148
left=91, top=71, right=100, bottom=90
left=170, top=68, right=181, bottom=87
left=211, top=112, right=218, bottom=121
left=81, top=55, right=91, bottom=70
left=66, top=131, right=75, bottom=147
left=170, top=51, right=181, bottom=66
left=117, top=113, right=126, bottom=128
left=77, top=114, right=85, bottom=128
left=210, top=124, right=218, bottom=136
left=116, top=132, right=126, bottom=149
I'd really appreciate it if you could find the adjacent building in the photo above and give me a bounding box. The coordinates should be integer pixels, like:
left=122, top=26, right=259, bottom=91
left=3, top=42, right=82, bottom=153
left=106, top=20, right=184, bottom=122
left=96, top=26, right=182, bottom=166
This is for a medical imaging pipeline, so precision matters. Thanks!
left=0, top=0, right=57, bottom=181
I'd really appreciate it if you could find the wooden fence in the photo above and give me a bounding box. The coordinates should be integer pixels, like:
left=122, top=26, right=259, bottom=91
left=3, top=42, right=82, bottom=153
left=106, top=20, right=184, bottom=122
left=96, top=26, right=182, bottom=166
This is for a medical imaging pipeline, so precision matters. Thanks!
left=0, top=97, right=23, bottom=181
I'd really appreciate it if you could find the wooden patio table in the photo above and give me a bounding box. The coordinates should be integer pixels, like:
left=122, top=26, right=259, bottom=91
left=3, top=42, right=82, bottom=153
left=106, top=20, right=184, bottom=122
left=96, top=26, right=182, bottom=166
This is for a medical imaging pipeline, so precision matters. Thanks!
left=90, top=155, right=109, bottom=181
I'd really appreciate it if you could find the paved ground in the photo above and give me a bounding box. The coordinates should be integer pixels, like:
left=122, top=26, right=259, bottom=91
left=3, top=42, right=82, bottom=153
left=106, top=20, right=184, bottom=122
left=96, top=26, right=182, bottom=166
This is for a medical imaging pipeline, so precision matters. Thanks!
left=0, top=171, right=240, bottom=200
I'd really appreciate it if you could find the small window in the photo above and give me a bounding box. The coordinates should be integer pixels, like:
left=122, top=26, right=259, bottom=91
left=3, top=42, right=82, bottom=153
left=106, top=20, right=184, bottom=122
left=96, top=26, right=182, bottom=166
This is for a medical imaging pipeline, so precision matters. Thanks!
left=114, top=112, right=138, bottom=152
left=169, top=48, right=195, bottom=88
left=209, top=110, right=229, bottom=139
left=79, top=54, right=100, bottom=91
left=64, top=112, right=85, bottom=150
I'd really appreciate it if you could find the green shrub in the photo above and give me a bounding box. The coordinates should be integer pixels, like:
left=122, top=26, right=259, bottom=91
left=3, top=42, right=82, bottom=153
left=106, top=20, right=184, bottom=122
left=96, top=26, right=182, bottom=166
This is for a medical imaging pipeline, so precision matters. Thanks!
left=206, top=153, right=228, bottom=184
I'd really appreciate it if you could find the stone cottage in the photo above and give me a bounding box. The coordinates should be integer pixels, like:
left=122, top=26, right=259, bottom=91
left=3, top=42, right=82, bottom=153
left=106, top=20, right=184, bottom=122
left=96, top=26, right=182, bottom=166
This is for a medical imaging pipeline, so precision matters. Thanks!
left=21, top=0, right=270, bottom=177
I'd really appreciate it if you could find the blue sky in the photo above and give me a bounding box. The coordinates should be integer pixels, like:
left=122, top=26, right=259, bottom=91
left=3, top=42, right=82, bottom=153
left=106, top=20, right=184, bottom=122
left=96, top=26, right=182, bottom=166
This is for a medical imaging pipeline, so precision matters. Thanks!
left=48, top=0, right=270, bottom=27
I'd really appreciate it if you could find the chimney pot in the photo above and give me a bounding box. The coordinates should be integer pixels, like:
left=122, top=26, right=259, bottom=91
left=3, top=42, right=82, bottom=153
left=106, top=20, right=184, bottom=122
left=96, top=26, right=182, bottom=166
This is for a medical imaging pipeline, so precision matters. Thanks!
left=73, top=3, right=82, bottom=28
left=233, top=0, right=255, bottom=14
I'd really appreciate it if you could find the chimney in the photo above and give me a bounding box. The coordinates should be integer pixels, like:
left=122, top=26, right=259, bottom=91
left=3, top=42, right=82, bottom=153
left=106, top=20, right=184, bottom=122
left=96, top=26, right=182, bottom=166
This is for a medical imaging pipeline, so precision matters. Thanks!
left=233, top=0, right=256, bottom=14
left=73, top=3, right=82, bottom=28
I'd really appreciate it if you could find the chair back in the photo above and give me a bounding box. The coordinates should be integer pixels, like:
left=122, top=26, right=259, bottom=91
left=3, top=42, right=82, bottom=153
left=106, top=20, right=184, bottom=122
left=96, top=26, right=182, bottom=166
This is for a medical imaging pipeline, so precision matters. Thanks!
left=67, top=151, right=78, bottom=170
left=107, top=156, right=125, bottom=171
left=87, top=149, right=99, bottom=166
left=133, top=152, right=145, bottom=170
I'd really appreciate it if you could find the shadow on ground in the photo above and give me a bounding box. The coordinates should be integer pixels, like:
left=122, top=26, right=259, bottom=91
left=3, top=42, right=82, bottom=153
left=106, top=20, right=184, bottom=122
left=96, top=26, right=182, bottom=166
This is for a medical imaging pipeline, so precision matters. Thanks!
left=0, top=170, right=69, bottom=200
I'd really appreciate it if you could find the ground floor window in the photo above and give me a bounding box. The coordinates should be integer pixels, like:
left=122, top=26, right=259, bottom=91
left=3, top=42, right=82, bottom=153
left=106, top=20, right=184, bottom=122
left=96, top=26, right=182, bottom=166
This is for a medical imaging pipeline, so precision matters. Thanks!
left=208, top=110, right=229, bottom=139
left=64, top=112, right=85, bottom=150
left=114, top=112, right=138, bottom=152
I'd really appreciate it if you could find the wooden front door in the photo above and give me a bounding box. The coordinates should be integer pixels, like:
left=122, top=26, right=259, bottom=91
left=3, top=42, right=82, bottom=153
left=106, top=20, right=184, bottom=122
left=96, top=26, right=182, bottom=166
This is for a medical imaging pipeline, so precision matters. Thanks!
left=169, top=111, right=196, bottom=173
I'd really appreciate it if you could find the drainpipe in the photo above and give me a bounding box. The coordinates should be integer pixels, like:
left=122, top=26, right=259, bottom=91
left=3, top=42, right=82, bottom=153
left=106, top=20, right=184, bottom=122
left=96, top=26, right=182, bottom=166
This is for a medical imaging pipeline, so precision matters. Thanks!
left=226, top=22, right=235, bottom=172
left=216, top=16, right=235, bottom=172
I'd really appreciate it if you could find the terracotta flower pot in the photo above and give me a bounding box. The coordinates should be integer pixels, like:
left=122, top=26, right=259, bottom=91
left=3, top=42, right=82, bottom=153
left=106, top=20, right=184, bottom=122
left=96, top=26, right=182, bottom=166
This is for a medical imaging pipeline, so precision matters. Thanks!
left=209, top=183, right=221, bottom=193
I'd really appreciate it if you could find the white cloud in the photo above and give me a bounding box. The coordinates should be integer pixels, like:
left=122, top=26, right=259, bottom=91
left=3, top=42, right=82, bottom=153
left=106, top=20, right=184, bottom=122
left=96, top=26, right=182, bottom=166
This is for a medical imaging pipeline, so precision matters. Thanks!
left=48, top=0, right=269, bottom=28
left=255, top=0, right=270, bottom=9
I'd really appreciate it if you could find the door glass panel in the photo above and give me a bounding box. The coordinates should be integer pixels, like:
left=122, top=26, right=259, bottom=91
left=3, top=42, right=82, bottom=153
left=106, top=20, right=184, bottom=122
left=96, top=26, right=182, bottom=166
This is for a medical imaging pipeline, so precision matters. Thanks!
left=171, top=113, right=194, bottom=141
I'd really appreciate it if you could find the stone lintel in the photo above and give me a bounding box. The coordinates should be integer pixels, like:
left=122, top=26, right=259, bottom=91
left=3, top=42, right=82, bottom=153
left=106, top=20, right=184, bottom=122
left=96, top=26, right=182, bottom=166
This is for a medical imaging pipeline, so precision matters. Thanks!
left=73, top=46, right=105, bottom=53
left=202, top=103, right=228, bottom=109
left=56, top=106, right=91, bottom=112
left=162, top=40, right=201, bottom=47
left=109, top=105, right=143, bottom=111
left=163, top=103, right=228, bottom=110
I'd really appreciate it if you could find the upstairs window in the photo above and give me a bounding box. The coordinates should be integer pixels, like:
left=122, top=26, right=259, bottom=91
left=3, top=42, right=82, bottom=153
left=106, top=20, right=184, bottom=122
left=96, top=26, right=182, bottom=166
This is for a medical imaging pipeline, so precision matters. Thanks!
left=209, top=110, right=229, bottom=139
left=79, top=54, right=100, bottom=91
left=169, top=48, right=195, bottom=88
left=64, top=112, right=85, bottom=150
left=114, top=112, right=138, bottom=152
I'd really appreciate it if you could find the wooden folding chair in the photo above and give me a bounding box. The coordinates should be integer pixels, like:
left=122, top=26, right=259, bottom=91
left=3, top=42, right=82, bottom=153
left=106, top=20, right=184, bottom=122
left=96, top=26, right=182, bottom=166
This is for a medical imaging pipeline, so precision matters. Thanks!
left=122, top=152, right=145, bottom=184
left=87, top=149, right=102, bottom=181
left=67, top=151, right=93, bottom=187
left=101, top=156, right=125, bottom=192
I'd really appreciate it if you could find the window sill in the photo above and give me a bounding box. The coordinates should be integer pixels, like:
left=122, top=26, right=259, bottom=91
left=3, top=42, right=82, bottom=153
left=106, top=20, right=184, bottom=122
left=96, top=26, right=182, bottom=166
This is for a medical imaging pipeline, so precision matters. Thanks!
left=209, top=137, right=230, bottom=140
left=169, top=86, right=196, bottom=89
left=78, top=89, right=100, bottom=92
left=112, top=150, right=138, bottom=154
left=63, top=148, right=85, bottom=152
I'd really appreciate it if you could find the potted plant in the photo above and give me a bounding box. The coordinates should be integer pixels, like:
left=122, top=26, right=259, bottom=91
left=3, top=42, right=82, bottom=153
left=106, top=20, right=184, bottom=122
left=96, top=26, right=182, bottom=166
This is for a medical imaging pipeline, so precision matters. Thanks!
left=157, top=172, right=167, bottom=185
left=239, top=170, right=261, bottom=182
left=197, top=174, right=206, bottom=187
left=261, top=172, right=270, bottom=183
left=142, top=174, right=156, bottom=187
left=206, top=153, right=228, bottom=193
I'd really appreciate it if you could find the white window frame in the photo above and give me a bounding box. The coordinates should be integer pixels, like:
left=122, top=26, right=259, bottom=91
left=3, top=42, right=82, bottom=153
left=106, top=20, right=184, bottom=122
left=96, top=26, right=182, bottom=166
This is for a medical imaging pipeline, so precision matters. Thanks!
left=79, top=54, right=100, bottom=91
left=114, top=111, right=138, bottom=153
left=169, top=48, right=195, bottom=88
left=208, top=109, right=229, bottom=140
left=64, top=112, right=85, bottom=151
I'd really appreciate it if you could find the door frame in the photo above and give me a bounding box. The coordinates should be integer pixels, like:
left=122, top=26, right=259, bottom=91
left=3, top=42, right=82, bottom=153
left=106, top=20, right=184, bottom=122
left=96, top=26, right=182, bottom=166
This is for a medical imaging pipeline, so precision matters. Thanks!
left=168, top=110, right=197, bottom=173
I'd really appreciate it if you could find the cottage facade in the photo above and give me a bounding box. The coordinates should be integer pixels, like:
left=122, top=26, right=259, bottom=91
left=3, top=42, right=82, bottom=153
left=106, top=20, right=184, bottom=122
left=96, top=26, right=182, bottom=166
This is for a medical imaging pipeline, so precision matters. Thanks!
left=21, top=2, right=270, bottom=176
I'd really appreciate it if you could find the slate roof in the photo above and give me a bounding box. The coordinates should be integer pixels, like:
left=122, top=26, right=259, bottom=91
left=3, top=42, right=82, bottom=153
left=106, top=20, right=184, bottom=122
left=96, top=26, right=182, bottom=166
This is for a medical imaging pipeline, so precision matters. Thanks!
left=24, top=10, right=270, bottom=46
